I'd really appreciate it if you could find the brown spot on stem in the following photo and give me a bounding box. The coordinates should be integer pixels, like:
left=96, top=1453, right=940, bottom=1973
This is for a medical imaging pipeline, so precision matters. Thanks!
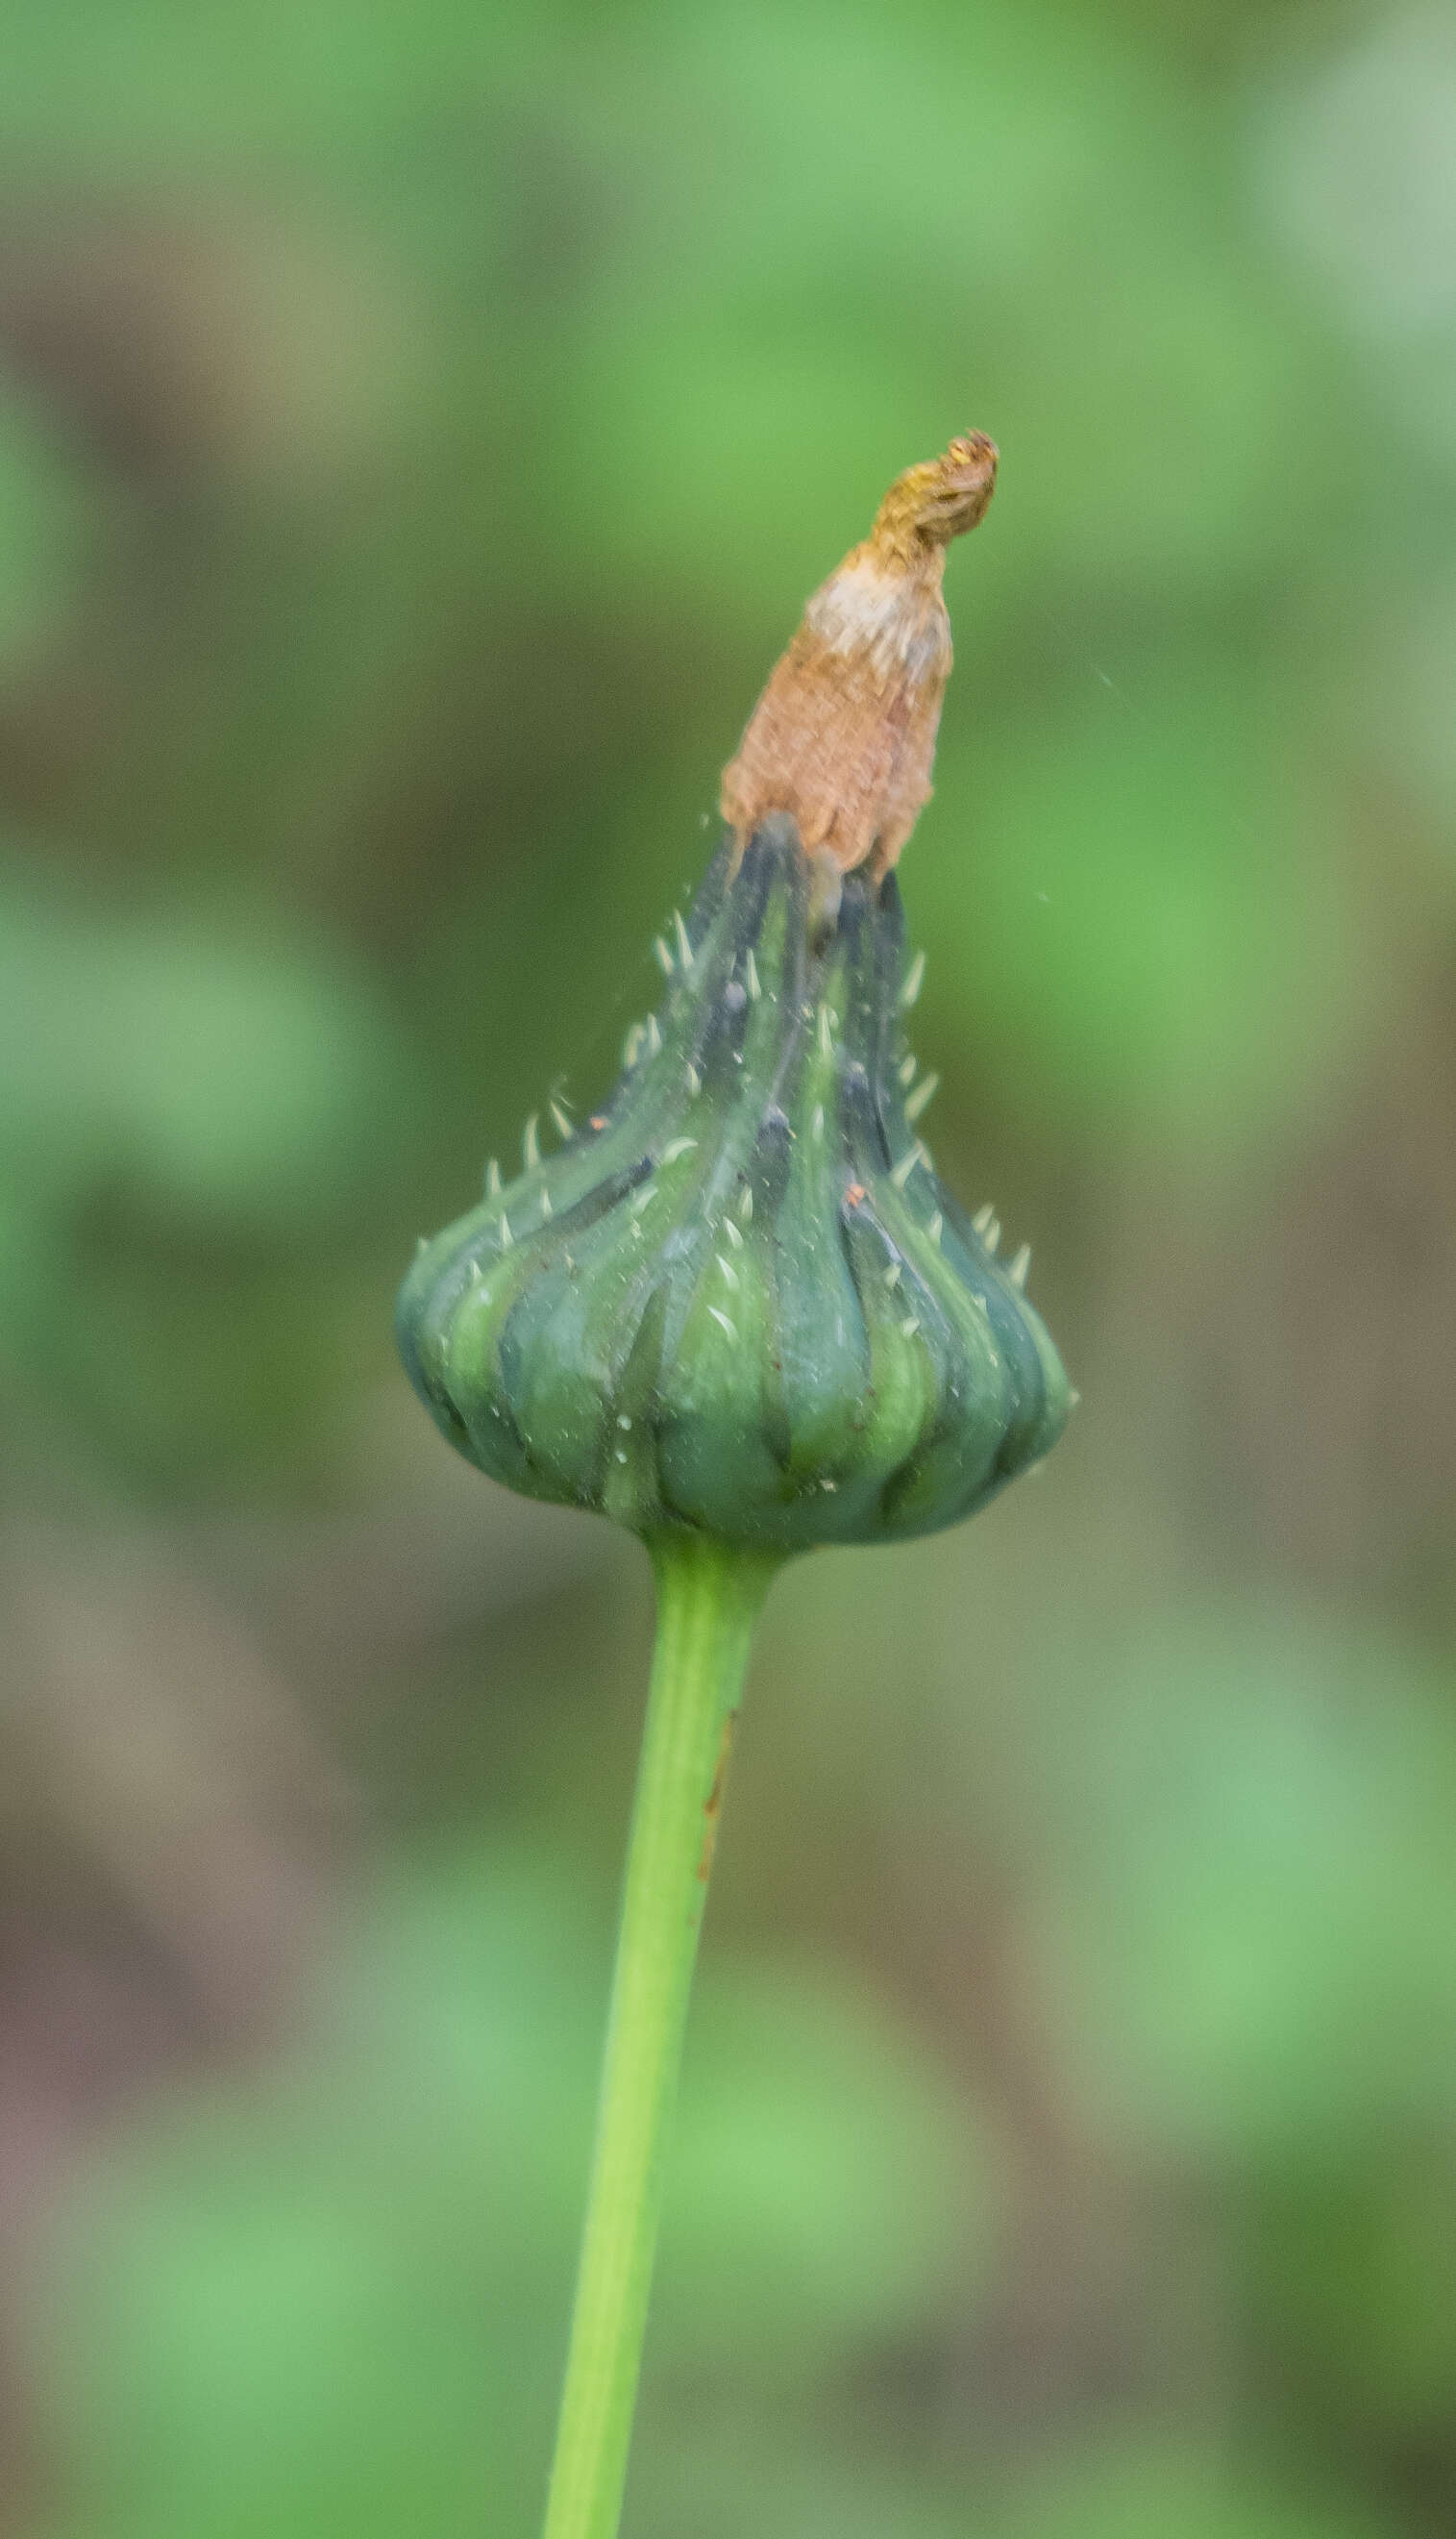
left=697, top=1708, right=739, bottom=1883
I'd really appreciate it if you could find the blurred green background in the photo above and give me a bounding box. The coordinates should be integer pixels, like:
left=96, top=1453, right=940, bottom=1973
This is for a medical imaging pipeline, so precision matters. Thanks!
left=1, top=1, right=1454, bottom=2533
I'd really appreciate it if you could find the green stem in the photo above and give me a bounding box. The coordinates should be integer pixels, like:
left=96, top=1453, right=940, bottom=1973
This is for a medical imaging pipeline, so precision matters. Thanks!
left=541, top=1533, right=778, bottom=2539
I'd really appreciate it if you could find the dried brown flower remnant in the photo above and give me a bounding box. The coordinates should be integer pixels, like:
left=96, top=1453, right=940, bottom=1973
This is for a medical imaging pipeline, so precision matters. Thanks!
left=720, top=432, right=998, bottom=882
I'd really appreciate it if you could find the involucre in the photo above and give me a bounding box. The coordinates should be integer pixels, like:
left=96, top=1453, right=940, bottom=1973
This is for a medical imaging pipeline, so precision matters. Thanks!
left=397, top=813, right=1068, bottom=1551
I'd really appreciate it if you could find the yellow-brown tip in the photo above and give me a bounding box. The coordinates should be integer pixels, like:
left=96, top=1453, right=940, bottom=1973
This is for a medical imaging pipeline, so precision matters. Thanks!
left=720, top=433, right=999, bottom=880
left=869, top=432, right=999, bottom=563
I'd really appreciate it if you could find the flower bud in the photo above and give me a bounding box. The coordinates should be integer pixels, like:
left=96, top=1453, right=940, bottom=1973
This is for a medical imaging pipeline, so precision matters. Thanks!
left=397, top=436, right=1072, bottom=1551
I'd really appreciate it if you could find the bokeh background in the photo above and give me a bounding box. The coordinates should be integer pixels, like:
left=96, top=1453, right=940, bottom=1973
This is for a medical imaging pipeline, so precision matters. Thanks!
left=1, top=2, right=1455, bottom=2533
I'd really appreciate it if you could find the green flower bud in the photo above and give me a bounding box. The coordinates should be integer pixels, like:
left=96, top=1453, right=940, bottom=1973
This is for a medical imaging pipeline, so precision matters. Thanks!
left=397, top=814, right=1069, bottom=1552
left=398, top=434, right=1073, bottom=1554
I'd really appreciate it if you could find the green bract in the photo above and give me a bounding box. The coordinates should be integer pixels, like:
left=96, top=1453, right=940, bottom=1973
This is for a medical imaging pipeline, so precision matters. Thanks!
left=396, top=817, right=1070, bottom=1552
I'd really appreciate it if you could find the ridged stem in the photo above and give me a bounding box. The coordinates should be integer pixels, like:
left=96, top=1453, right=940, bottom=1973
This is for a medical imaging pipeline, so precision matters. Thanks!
left=540, top=1533, right=779, bottom=2539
